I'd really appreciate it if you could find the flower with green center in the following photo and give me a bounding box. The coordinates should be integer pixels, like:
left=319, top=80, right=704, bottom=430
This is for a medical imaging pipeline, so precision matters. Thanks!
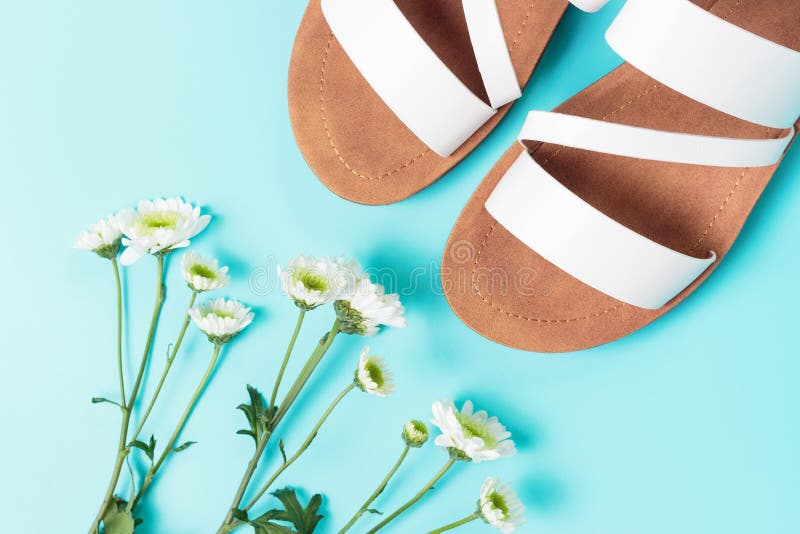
left=335, top=277, right=406, bottom=336
left=431, top=400, right=516, bottom=463
left=74, top=209, right=130, bottom=259
left=402, top=419, right=429, bottom=448
left=478, top=477, right=525, bottom=533
left=188, top=297, right=253, bottom=345
left=118, top=197, right=210, bottom=265
left=278, top=255, right=359, bottom=310
left=181, top=251, right=230, bottom=292
left=354, top=347, right=395, bottom=397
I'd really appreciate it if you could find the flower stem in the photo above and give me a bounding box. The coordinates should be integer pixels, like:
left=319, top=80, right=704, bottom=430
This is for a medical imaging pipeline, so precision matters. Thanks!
left=338, top=446, right=411, bottom=534
left=88, top=255, right=166, bottom=534
left=133, top=342, right=222, bottom=509
left=366, top=458, right=457, bottom=533
left=216, top=319, right=341, bottom=532
left=130, top=291, right=197, bottom=442
left=271, top=319, right=341, bottom=427
left=245, top=383, right=355, bottom=511
left=112, top=258, right=126, bottom=409
left=427, top=512, right=480, bottom=534
left=268, top=308, right=305, bottom=421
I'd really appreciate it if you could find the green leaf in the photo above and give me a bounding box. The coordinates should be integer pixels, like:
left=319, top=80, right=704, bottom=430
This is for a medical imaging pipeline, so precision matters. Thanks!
left=254, top=524, right=295, bottom=534
left=248, top=488, right=324, bottom=533
left=365, top=508, right=383, bottom=515
left=173, top=440, right=197, bottom=452
left=231, top=508, right=249, bottom=522
left=273, top=488, right=324, bottom=533
left=129, top=440, right=151, bottom=458
left=279, top=440, right=287, bottom=464
left=101, top=498, right=135, bottom=534
left=92, top=397, right=122, bottom=408
left=237, top=385, right=270, bottom=448
left=128, top=436, right=156, bottom=463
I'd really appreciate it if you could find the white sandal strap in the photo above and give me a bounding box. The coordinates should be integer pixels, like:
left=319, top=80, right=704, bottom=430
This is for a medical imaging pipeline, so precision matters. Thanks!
left=485, top=151, right=716, bottom=310
left=606, top=0, right=800, bottom=128
left=463, top=0, right=521, bottom=109
left=570, top=0, right=611, bottom=13
left=519, top=111, right=794, bottom=168
left=321, top=0, right=497, bottom=156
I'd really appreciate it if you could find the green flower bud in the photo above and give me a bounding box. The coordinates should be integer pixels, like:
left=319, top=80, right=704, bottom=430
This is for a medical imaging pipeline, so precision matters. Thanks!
left=402, top=419, right=429, bottom=448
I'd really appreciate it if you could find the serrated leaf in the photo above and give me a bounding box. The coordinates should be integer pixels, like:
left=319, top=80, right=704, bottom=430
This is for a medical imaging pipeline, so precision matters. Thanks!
left=271, top=488, right=324, bottom=533
left=92, top=397, right=122, bottom=408
left=173, top=440, right=197, bottom=452
left=365, top=508, right=383, bottom=515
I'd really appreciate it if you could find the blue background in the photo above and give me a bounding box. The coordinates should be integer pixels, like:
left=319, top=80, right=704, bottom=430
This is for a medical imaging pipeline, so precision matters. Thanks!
left=1, top=1, right=798, bottom=533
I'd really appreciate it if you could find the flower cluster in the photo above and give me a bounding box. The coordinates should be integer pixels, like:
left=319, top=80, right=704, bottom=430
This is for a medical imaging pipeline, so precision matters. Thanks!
left=76, top=196, right=255, bottom=534
left=279, top=255, right=406, bottom=336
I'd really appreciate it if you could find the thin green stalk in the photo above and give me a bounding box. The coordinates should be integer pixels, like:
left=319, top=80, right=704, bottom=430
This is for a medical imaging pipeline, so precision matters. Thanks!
left=367, top=458, right=457, bottom=533
left=271, top=319, right=340, bottom=427
left=112, top=258, right=126, bottom=409
left=245, top=383, right=355, bottom=511
left=217, top=319, right=341, bottom=532
left=268, top=308, right=305, bottom=421
left=133, top=342, right=222, bottom=509
left=130, top=291, right=197, bottom=441
left=338, top=446, right=411, bottom=534
left=428, top=513, right=480, bottom=534
left=88, top=255, right=166, bottom=534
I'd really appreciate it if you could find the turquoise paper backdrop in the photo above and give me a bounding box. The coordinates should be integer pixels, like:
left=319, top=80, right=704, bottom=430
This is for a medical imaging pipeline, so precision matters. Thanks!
left=1, top=1, right=798, bottom=533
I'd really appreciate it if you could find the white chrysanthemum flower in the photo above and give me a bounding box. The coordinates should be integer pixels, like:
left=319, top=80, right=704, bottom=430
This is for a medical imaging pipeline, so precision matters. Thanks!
left=402, top=419, right=429, bottom=448
left=478, top=477, right=525, bottom=533
left=74, top=210, right=130, bottom=259
left=189, top=298, right=253, bottom=345
left=431, top=400, right=516, bottom=463
left=354, top=347, right=395, bottom=397
left=334, top=277, right=406, bottom=336
left=119, top=197, right=211, bottom=265
left=181, top=252, right=230, bottom=293
left=278, top=256, right=360, bottom=310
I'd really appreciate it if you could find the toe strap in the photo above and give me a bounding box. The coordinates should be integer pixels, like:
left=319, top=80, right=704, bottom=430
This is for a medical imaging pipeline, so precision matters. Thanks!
left=485, top=151, right=716, bottom=310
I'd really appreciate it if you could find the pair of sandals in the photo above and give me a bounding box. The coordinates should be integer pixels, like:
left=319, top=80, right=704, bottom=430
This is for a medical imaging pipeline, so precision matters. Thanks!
left=288, top=0, right=800, bottom=352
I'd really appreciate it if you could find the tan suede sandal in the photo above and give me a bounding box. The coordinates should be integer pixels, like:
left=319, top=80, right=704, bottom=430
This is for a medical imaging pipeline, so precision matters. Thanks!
left=442, top=0, right=800, bottom=352
left=288, top=0, right=607, bottom=205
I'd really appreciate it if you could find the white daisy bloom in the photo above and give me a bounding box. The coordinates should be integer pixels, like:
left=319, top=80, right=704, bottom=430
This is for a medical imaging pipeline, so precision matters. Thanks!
left=74, top=210, right=130, bottom=259
left=431, top=400, right=516, bottom=463
left=189, top=298, right=253, bottom=345
left=335, top=277, right=406, bottom=336
left=478, top=477, right=525, bottom=533
left=278, top=256, right=359, bottom=310
left=181, top=251, right=230, bottom=293
left=402, top=419, right=429, bottom=448
left=119, top=197, right=211, bottom=265
left=354, top=347, right=395, bottom=397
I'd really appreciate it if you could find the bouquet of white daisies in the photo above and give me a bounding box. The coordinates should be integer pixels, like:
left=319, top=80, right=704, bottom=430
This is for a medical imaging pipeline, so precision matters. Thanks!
left=76, top=197, right=526, bottom=534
